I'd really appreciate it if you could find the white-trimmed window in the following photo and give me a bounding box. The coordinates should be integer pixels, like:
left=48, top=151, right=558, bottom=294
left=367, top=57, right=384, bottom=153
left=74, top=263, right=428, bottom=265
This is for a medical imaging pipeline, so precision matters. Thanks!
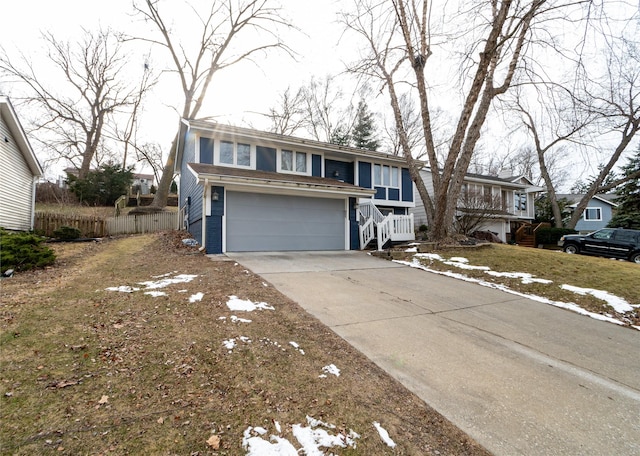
left=515, top=192, right=527, bottom=211
left=219, top=141, right=252, bottom=167
left=584, top=207, right=602, bottom=221
left=280, top=150, right=308, bottom=174
left=373, top=164, right=399, bottom=188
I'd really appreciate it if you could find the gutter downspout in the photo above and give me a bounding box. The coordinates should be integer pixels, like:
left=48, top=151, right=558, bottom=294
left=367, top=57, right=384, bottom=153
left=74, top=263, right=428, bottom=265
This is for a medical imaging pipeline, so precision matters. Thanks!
left=199, top=178, right=208, bottom=252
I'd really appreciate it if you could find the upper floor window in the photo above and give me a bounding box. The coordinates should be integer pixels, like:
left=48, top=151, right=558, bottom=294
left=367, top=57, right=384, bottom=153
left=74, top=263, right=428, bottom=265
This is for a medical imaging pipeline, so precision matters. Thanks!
left=373, top=164, right=399, bottom=188
left=220, top=141, right=251, bottom=167
left=584, top=207, right=602, bottom=221
left=515, top=192, right=527, bottom=211
left=280, top=150, right=308, bottom=173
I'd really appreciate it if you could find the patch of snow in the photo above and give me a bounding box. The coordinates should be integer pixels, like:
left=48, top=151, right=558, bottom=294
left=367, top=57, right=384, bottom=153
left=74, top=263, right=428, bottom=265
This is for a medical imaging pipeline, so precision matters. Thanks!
left=486, top=271, right=553, bottom=284
left=105, top=286, right=139, bottom=293
left=230, top=315, right=252, bottom=323
left=189, top=292, right=204, bottom=303
left=373, top=422, right=396, bottom=448
left=262, top=282, right=269, bottom=287
left=415, top=253, right=444, bottom=261
left=223, top=336, right=251, bottom=352
left=306, top=415, right=335, bottom=429
left=242, top=419, right=359, bottom=456
left=395, top=258, right=628, bottom=327
left=144, top=291, right=167, bottom=297
left=138, top=274, right=198, bottom=290
left=442, top=260, right=490, bottom=271
left=226, top=295, right=274, bottom=312
left=242, top=427, right=298, bottom=456
left=320, top=364, right=340, bottom=377
left=289, top=341, right=305, bottom=355
left=560, top=285, right=635, bottom=313
left=405, top=247, right=418, bottom=253
left=448, top=257, right=469, bottom=263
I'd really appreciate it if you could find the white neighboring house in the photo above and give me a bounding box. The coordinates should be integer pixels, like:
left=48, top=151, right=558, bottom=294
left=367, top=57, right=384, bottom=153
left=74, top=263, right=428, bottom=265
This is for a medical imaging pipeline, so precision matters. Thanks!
left=411, top=169, right=542, bottom=242
left=0, top=97, right=43, bottom=231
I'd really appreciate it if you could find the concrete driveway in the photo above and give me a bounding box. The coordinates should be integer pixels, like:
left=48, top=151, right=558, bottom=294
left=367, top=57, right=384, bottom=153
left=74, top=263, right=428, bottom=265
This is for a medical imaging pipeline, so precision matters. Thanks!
left=226, top=250, right=640, bottom=456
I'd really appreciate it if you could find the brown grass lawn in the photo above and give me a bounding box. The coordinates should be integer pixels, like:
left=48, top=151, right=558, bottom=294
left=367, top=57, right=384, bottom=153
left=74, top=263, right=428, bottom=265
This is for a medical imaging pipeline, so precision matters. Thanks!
left=0, top=232, right=489, bottom=455
left=402, top=243, right=640, bottom=327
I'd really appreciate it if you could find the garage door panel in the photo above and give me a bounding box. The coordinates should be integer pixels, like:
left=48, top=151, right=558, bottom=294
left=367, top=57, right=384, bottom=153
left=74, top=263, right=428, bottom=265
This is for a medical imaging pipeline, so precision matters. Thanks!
left=226, top=192, right=346, bottom=252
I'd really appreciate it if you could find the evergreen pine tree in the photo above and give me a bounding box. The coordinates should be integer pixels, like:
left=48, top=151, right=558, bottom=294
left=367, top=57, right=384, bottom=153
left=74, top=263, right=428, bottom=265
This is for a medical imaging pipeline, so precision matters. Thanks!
left=607, top=146, right=640, bottom=229
left=351, top=100, right=380, bottom=151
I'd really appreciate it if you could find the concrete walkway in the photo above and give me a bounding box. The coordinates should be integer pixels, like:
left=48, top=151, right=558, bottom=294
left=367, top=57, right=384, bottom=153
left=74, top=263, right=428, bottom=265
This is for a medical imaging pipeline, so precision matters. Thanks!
left=226, top=251, right=640, bottom=456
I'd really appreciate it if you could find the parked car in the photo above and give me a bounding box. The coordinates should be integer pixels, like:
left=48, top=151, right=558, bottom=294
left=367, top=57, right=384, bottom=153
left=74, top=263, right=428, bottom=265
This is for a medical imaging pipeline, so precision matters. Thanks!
left=558, top=228, right=640, bottom=263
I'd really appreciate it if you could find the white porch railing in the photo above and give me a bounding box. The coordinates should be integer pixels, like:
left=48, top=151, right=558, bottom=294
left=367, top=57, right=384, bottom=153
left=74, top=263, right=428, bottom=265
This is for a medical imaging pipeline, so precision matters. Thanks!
left=358, top=200, right=415, bottom=250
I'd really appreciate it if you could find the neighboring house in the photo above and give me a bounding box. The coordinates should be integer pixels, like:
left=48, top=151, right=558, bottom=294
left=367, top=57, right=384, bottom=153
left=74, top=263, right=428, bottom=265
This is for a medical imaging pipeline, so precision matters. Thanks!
left=0, top=97, right=43, bottom=231
left=411, top=169, right=542, bottom=242
left=176, top=121, right=415, bottom=253
left=131, top=173, right=154, bottom=195
left=557, top=193, right=618, bottom=233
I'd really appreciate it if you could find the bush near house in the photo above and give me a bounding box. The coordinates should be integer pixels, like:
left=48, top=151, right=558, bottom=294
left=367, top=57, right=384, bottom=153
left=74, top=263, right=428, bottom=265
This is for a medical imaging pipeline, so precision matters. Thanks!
left=0, top=229, right=56, bottom=273
left=52, top=226, right=82, bottom=240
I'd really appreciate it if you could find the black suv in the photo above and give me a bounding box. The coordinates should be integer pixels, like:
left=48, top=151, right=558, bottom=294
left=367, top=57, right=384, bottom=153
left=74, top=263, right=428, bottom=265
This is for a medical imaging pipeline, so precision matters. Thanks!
left=558, top=228, right=640, bottom=263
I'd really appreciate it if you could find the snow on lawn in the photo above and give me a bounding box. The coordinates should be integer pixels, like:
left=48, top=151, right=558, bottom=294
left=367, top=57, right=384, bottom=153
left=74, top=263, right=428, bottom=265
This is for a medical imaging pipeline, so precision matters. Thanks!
left=138, top=273, right=198, bottom=289
left=144, top=291, right=167, bottom=297
left=560, top=285, right=637, bottom=313
left=486, top=271, right=553, bottom=284
left=242, top=416, right=359, bottom=455
left=223, top=336, right=251, bottom=352
left=319, top=364, right=340, bottom=378
left=105, top=285, right=139, bottom=293
left=396, top=256, right=634, bottom=328
left=289, top=341, right=305, bottom=355
left=226, top=295, right=275, bottom=312
left=373, top=421, right=397, bottom=448
left=188, top=292, right=204, bottom=303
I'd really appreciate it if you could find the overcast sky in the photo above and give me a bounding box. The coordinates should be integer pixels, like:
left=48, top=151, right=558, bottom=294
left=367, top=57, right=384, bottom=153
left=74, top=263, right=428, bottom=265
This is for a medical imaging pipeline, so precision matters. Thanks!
left=1, top=0, right=354, bottom=176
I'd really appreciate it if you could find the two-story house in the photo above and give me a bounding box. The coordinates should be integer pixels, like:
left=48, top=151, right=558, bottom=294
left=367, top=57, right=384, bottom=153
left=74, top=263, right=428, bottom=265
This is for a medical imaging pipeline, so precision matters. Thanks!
left=176, top=121, right=415, bottom=253
left=411, top=169, right=541, bottom=242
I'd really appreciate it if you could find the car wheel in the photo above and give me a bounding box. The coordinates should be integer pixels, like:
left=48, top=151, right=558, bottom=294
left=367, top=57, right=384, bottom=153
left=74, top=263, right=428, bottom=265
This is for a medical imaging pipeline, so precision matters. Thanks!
left=564, top=244, right=580, bottom=254
left=630, top=252, right=640, bottom=264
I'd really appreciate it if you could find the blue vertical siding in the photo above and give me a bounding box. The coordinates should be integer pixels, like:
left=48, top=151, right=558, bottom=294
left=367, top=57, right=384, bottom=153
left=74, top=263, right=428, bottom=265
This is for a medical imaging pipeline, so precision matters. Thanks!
left=358, top=162, right=372, bottom=188
left=256, top=146, right=276, bottom=172
left=349, top=197, right=359, bottom=250
left=206, top=186, right=224, bottom=253
left=180, top=132, right=204, bottom=244
left=312, top=154, right=322, bottom=177
left=199, top=137, right=214, bottom=164
left=401, top=168, right=413, bottom=202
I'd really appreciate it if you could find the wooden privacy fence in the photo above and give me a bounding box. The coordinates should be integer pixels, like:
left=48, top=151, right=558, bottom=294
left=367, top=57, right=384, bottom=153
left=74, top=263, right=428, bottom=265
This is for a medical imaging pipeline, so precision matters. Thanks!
left=35, top=212, right=107, bottom=237
left=105, top=210, right=183, bottom=235
left=35, top=209, right=184, bottom=237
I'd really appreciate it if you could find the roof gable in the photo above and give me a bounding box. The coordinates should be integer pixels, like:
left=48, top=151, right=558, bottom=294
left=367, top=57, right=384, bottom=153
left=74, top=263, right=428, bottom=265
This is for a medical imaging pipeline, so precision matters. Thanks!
left=0, top=97, right=43, bottom=177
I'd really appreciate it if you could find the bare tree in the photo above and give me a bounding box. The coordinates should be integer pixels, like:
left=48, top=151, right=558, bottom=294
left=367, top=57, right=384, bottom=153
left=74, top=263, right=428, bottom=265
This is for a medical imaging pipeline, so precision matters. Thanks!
left=133, top=0, right=294, bottom=209
left=0, top=29, right=152, bottom=179
left=509, top=17, right=640, bottom=228
left=266, top=86, right=307, bottom=135
left=343, top=0, right=561, bottom=241
left=455, top=187, right=507, bottom=237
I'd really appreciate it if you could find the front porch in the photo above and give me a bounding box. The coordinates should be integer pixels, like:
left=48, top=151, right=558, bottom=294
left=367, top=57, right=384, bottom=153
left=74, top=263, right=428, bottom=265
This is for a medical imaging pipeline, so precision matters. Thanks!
left=358, top=200, right=415, bottom=250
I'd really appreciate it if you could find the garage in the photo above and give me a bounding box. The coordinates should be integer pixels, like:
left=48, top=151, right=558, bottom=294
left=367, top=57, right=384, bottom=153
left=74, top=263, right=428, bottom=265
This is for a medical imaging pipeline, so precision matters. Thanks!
left=225, top=191, right=347, bottom=252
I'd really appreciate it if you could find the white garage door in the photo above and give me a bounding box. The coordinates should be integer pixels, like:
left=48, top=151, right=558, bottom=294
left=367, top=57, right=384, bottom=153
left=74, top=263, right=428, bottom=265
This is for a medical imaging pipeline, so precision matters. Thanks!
left=226, top=192, right=346, bottom=252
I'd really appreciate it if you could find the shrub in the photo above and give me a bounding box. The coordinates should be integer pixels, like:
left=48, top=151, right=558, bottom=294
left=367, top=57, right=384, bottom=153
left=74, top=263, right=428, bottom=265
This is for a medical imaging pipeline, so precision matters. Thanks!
left=53, top=226, right=81, bottom=240
left=418, top=224, right=428, bottom=232
left=535, top=227, right=577, bottom=245
left=0, top=229, right=56, bottom=273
